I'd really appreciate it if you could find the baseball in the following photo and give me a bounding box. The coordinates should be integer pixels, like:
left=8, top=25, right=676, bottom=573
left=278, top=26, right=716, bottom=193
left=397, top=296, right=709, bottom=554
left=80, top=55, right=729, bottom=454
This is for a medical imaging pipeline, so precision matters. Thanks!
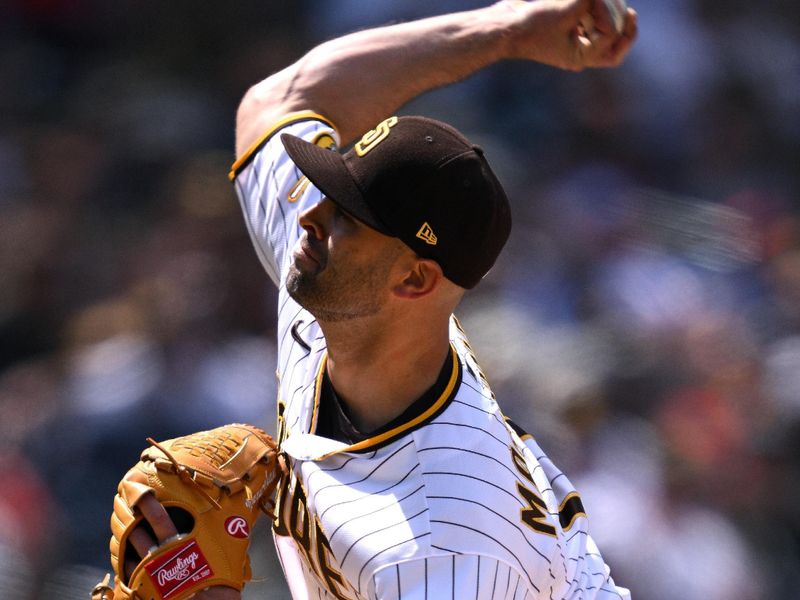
left=603, top=0, right=628, bottom=34
left=580, top=0, right=627, bottom=40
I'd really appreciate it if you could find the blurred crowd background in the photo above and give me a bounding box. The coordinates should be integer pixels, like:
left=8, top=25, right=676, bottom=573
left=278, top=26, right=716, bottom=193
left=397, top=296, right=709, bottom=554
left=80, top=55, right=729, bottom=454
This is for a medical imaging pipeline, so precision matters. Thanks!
left=1, top=0, right=799, bottom=598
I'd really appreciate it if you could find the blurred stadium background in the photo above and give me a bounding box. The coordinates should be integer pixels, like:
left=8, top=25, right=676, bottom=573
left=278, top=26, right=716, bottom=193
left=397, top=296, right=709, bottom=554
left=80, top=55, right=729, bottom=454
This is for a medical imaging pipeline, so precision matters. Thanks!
left=1, top=1, right=799, bottom=598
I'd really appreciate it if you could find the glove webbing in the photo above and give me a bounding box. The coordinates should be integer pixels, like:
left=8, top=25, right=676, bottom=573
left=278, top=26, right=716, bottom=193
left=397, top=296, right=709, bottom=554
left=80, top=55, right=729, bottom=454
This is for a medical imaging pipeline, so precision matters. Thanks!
left=146, top=437, right=222, bottom=510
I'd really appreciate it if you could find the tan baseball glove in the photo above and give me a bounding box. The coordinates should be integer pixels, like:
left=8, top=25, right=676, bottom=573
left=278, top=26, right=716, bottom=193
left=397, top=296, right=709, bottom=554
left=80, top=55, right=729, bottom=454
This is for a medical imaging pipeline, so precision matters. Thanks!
left=92, top=423, right=284, bottom=600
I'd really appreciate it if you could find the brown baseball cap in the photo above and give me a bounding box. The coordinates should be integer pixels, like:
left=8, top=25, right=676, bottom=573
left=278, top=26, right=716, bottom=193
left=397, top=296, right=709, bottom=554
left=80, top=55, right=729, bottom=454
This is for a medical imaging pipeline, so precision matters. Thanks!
left=281, top=115, right=511, bottom=289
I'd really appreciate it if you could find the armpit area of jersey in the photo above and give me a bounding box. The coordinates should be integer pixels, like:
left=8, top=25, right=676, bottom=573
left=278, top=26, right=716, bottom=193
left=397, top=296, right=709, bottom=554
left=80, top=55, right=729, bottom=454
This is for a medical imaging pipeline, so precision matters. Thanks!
left=314, top=348, right=456, bottom=444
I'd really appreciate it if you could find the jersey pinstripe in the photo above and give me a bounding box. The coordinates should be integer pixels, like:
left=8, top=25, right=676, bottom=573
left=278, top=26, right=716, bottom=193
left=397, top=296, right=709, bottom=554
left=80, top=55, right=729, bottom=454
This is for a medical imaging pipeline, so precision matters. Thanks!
left=231, top=114, right=631, bottom=600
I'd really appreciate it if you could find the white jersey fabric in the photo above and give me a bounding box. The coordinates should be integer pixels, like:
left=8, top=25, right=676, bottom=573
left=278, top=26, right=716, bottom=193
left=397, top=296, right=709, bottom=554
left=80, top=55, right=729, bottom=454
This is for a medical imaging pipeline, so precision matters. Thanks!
left=230, top=113, right=631, bottom=600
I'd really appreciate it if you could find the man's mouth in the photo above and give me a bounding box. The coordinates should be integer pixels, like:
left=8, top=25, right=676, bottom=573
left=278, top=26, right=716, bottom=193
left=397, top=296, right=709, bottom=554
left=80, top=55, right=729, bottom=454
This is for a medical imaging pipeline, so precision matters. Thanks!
left=293, top=238, right=325, bottom=271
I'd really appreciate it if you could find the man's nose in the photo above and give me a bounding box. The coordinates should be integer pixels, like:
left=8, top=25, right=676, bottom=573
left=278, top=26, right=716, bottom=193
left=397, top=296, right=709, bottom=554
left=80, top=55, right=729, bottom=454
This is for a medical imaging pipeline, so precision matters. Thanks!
left=298, top=199, right=334, bottom=240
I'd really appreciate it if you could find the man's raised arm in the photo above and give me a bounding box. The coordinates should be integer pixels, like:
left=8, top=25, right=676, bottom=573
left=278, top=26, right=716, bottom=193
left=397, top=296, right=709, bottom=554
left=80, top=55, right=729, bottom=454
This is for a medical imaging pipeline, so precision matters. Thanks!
left=235, top=0, right=636, bottom=154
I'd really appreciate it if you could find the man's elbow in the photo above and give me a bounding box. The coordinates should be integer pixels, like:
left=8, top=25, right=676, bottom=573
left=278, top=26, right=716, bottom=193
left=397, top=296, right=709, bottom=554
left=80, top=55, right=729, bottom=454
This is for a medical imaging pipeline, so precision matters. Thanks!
left=234, top=69, right=310, bottom=159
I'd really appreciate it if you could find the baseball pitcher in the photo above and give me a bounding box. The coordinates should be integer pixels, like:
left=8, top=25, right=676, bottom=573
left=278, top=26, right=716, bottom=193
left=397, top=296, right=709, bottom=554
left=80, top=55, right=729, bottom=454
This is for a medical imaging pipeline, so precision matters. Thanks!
left=94, top=1, right=637, bottom=599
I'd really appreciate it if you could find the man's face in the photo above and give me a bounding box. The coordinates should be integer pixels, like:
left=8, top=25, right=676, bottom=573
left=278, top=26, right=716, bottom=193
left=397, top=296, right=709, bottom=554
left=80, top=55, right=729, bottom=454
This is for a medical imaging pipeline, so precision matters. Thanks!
left=287, top=199, right=404, bottom=322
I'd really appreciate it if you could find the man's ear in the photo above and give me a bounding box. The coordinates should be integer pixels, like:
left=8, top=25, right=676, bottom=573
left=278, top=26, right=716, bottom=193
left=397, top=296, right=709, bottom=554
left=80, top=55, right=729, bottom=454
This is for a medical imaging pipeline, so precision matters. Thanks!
left=392, top=258, right=443, bottom=299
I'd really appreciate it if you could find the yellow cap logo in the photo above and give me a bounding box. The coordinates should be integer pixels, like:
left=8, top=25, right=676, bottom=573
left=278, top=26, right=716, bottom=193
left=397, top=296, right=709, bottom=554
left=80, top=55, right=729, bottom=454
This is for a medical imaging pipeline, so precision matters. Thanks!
left=416, top=222, right=438, bottom=246
left=355, top=116, right=398, bottom=156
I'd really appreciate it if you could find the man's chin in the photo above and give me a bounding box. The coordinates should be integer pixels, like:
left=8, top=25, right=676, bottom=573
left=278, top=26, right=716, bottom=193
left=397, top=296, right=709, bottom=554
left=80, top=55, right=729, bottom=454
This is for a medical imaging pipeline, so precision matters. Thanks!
left=286, top=266, right=310, bottom=302
left=286, top=268, right=327, bottom=313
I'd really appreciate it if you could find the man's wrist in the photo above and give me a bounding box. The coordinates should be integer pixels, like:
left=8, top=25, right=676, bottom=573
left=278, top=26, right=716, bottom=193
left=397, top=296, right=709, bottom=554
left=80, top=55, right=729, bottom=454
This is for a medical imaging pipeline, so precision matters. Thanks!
left=466, top=2, right=526, bottom=64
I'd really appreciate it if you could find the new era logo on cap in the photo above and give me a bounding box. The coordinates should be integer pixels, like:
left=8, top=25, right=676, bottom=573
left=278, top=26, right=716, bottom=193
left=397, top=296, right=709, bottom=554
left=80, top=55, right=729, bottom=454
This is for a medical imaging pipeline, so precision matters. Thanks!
left=281, top=115, right=511, bottom=288
left=416, top=222, right=438, bottom=245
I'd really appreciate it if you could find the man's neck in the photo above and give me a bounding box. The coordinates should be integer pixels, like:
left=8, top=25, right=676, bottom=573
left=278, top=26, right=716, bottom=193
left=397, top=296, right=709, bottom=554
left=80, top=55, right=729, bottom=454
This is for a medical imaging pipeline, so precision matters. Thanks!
left=319, top=314, right=451, bottom=432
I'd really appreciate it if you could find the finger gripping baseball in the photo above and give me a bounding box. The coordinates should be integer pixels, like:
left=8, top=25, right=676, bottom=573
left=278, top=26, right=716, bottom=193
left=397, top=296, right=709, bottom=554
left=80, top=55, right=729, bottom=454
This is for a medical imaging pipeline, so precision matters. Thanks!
left=93, top=423, right=284, bottom=600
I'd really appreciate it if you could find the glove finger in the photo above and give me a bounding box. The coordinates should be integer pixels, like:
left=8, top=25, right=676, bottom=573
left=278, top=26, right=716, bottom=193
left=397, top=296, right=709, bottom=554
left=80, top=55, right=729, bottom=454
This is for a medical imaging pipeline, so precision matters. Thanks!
left=137, top=492, right=179, bottom=544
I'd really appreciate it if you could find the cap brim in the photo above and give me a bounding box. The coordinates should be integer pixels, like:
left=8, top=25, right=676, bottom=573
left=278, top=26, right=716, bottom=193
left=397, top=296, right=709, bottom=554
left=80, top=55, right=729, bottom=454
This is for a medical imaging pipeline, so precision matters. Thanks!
left=280, top=134, right=389, bottom=234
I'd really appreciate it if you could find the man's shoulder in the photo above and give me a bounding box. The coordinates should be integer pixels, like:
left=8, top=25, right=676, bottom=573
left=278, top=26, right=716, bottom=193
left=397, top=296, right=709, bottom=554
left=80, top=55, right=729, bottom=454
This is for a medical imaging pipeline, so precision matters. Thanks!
left=413, top=384, right=511, bottom=471
left=229, top=112, right=338, bottom=182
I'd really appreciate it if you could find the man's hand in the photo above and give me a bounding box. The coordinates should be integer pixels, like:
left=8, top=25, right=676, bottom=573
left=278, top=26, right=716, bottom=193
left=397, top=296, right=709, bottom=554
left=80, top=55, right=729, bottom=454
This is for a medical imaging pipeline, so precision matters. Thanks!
left=500, top=0, right=637, bottom=71
left=125, top=494, right=241, bottom=600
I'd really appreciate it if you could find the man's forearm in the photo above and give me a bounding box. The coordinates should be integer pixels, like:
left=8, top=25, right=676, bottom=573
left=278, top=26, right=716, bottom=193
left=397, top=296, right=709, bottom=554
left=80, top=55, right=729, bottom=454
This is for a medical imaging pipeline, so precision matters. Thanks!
left=287, top=9, right=511, bottom=140
left=235, top=0, right=636, bottom=155
left=237, top=4, right=513, bottom=152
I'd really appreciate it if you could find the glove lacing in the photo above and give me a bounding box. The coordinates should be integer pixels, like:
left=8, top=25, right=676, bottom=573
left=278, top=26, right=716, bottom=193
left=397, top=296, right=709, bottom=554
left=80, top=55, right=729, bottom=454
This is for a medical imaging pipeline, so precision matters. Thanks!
left=146, top=437, right=223, bottom=510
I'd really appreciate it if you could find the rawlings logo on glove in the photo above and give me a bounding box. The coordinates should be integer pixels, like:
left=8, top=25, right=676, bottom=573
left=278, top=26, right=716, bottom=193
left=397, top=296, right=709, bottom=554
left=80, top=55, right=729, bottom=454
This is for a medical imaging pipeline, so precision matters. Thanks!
left=225, top=517, right=250, bottom=539
left=147, top=540, right=212, bottom=597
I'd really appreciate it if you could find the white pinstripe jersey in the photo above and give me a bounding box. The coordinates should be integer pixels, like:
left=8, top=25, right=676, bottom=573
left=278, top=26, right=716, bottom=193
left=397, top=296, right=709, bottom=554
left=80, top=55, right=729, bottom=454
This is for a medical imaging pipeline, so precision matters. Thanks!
left=230, top=114, right=631, bottom=600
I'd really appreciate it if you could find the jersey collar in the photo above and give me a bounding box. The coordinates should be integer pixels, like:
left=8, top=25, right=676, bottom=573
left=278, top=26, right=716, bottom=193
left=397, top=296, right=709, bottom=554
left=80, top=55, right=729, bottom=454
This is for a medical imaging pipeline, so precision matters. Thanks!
left=283, top=344, right=461, bottom=461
